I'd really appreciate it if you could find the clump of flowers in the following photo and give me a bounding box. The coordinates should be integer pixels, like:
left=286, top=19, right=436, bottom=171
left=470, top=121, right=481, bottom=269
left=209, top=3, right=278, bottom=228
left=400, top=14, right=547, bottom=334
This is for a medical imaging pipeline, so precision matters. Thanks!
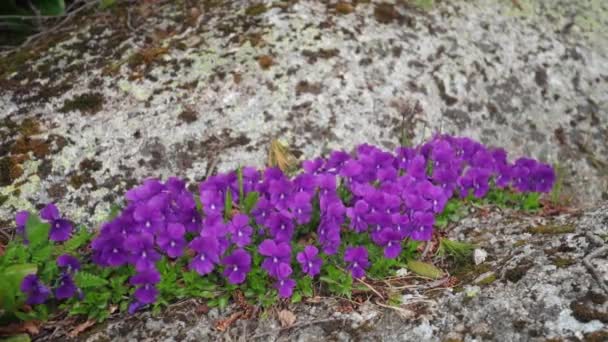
left=13, top=135, right=555, bottom=316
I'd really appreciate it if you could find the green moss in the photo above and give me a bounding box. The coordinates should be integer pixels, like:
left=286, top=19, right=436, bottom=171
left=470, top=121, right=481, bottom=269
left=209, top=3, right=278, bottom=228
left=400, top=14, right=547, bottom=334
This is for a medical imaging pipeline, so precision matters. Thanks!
left=527, top=224, right=575, bottom=235
left=452, top=262, right=492, bottom=287
left=513, top=240, right=527, bottom=247
left=18, top=118, right=42, bottom=136
left=245, top=3, right=268, bottom=16
left=60, top=93, right=105, bottom=115
left=551, top=256, right=574, bottom=268
left=475, top=272, right=497, bottom=286
left=0, top=194, right=8, bottom=206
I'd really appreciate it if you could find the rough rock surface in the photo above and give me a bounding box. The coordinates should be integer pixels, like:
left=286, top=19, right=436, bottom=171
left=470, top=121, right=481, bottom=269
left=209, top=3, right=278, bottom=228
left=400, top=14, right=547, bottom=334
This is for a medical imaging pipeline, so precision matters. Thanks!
left=78, top=205, right=608, bottom=342
left=1, top=0, right=607, bottom=229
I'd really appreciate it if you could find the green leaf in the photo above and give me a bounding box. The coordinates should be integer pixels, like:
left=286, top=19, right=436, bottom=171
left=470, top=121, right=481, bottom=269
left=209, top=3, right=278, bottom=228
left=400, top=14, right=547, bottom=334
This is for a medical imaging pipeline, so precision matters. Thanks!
left=100, top=0, right=117, bottom=9
left=407, top=260, right=444, bottom=279
left=0, top=263, right=37, bottom=311
left=237, top=166, right=244, bottom=207
left=437, top=239, right=475, bottom=261
left=224, top=190, right=233, bottom=219
left=74, top=271, right=109, bottom=289
left=522, top=192, right=540, bottom=211
left=0, top=333, right=31, bottom=342
left=1, top=242, right=28, bottom=266
left=32, top=0, right=64, bottom=16
left=243, top=192, right=259, bottom=214
left=25, top=215, right=50, bottom=247
left=30, top=244, right=53, bottom=263
left=63, top=229, right=92, bottom=252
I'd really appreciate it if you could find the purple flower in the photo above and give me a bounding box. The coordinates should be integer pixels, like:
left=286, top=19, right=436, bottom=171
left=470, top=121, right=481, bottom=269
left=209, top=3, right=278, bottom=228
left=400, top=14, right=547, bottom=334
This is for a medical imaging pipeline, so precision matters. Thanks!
left=531, top=163, right=555, bottom=193
left=242, top=167, right=261, bottom=194
left=302, top=157, right=325, bottom=174
left=91, top=234, right=128, bottom=267
left=379, top=228, right=402, bottom=259
left=133, top=202, right=165, bottom=233
left=201, top=215, right=230, bottom=255
left=268, top=179, right=293, bottom=210
left=290, top=192, right=313, bottom=225
left=125, top=179, right=164, bottom=202
left=156, top=223, right=186, bottom=258
left=339, top=159, right=363, bottom=183
left=258, top=239, right=291, bottom=278
left=344, top=246, right=370, bottom=279
left=183, top=209, right=202, bottom=234
left=346, top=200, right=369, bottom=232
left=391, top=214, right=411, bottom=238
left=15, top=210, right=29, bottom=238
left=40, top=203, right=73, bottom=242
left=274, top=263, right=296, bottom=298
left=251, top=197, right=273, bottom=226
left=200, top=190, right=224, bottom=215
left=410, top=211, right=434, bottom=241
left=395, top=146, right=418, bottom=171
left=125, top=233, right=160, bottom=271
left=459, top=168, right=491, bottom=198
left=267, top=212, right=294, bottom=242
left=296, top=245, right=322, bottom=277
left=316, top=174, right=337, bottom=198
left=130, top=268, right=161, bottom=304
left=222, top=249, right=251, bottom=284
left=55, top=273, right=78, bottom=300
left=293, top=173, right=316, bottom=194
left=57, top=254, right=81, bottom=273
left=188, top=236, right=220, bottom=275
left=416, top=181, right=448, bottom=213
left=229, top=214, right=253, bottom=247
left=20, top=274, right=50, bottom=305
left=326, top=150, right=351, bottom=173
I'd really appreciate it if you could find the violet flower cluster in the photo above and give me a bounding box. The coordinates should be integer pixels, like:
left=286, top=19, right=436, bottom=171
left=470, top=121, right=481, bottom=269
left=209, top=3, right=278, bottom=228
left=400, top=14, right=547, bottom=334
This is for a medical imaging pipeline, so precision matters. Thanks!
left=21, top=135, right=555, bottom=310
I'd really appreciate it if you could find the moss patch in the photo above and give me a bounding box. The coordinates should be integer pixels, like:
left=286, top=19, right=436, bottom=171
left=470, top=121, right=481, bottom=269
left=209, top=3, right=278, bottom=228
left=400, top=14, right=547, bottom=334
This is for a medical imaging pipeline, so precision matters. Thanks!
left=551, top=256, right=574, bottom=268
left=374, top=3, right=400, bottom=24
left=0, top=157, right=23, bottom=186
left=504, top=261, right=533, bottom=283
left=178, top=108, right=198, bottom=124
left=257, top=55, right=274, bottom=70
left=245, top=3, right=268, bottom=16
left=11, top=137, right=50, bottom=158
left=527, top=224, right=575, bottom=235
left=570, top=300, right=608, bottom=323
left=335, top=2, right=355, bottom=14
left=60, top=93, right=105, bottom=115
left=584, top=330, right=608, bottom=342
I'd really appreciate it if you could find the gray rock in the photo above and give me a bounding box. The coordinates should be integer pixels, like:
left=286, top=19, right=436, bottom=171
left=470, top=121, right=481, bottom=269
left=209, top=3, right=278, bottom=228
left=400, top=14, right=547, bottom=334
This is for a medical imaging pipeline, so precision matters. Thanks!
left=1, top=0, right=607, bottom=229
left=75, top=205, right=608, bottom=342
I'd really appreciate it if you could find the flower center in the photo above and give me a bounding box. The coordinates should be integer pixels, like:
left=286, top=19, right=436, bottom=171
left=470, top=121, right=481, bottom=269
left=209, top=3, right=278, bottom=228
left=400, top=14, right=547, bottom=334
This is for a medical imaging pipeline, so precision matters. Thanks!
left=237, top=231, right=243, bottom=237
left=200, top=254, right=206, bottom=261
left=273, top=257, right=278, bottom=263
left=170, top=241, right=175, bottom=247
left=145, top=221, right=151, bottom=228
left=233, top=266, right=238, bottom=271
